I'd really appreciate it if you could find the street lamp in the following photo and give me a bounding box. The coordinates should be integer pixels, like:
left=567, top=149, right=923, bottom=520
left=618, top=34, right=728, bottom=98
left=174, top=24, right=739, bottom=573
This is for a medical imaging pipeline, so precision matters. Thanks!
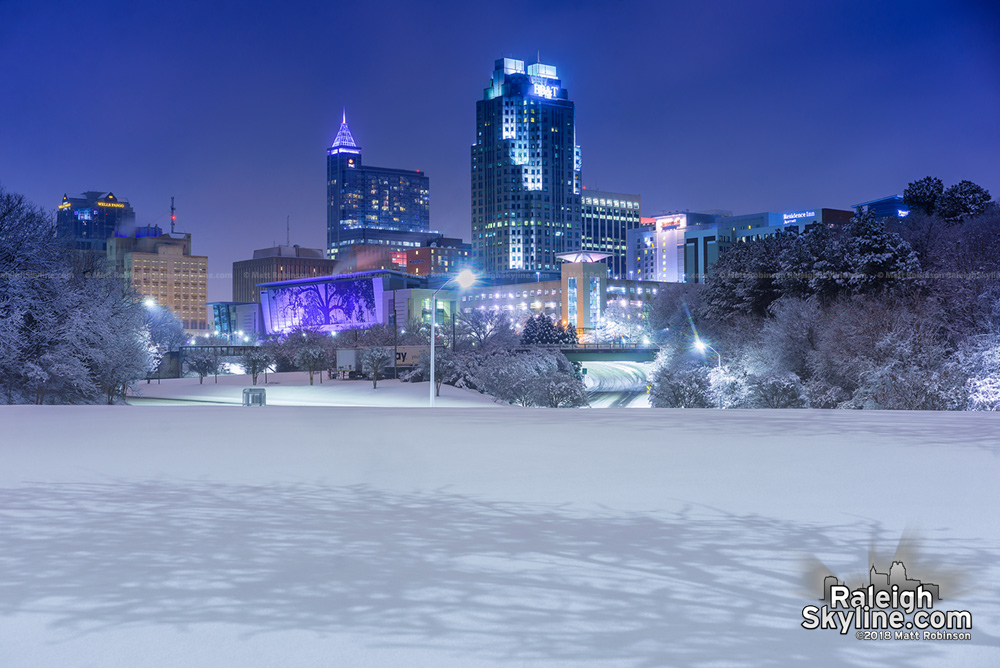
left=694, top=338, right=723, bottom=409
left=430, top=269, right=476, bottom=407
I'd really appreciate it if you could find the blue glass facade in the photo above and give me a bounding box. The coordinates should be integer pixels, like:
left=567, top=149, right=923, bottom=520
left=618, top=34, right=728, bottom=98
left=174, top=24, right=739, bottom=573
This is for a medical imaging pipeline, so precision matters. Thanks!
left=327, top=113, right=430, bottom=259
left=472, top=58, right=582, bottom=273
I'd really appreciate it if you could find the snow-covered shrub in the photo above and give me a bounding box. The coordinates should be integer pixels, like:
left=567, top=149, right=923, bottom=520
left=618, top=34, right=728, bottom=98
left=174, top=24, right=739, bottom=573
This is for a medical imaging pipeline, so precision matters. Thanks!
left=959, top=335, right=1000, bottom=411
left=533, top=376, right=589, bottom=408
left=844, top=362, right=966, bottom=411
left=803, top=379, right=850, bottom=409
left=649, top=363, right=712, bottom=408
left=707, top=364, right=752, bottom=409
left=748, top=372, right=808, bottom=409
left=473, top=348, right=587, bottom=407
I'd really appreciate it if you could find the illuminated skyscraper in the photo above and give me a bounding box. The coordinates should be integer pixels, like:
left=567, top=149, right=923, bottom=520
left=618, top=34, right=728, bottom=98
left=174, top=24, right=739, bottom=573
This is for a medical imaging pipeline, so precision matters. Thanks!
left=56, top=191, right=136, bottom=253
left=471, top=58, right=582, bottom=273
left=326, top=111, right=431, bottom=260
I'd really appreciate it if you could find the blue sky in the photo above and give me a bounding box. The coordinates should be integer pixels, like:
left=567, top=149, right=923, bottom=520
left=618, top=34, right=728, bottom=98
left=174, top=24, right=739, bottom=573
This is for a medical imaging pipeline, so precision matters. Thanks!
left=2, top=0, right=997, bottom=301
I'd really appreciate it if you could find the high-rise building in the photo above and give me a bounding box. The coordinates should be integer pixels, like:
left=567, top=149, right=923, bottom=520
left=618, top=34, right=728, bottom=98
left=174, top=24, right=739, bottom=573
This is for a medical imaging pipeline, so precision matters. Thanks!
left=107, top=227, right=209, bottom=334
left=232, top=245, right=342, bottom=304
left=405, top=237, right=473, bottom=277
left=56, top=191, right=136, bottom=253
left=580, top=189, right=642, bottom=278
left=472, top=57, right=582, bottom=273
left=326, top=111, right=430, bottom=260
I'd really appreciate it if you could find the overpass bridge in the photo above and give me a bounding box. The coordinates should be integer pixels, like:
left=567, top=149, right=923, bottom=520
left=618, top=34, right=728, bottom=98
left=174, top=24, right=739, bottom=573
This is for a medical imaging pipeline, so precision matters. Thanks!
left=515, top=344, right=659, bottom=363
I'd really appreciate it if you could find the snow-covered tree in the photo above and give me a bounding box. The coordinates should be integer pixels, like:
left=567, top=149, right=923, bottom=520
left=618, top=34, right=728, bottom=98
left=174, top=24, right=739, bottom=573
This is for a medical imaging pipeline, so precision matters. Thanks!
left=457, top=309, right=518, bottom=350
left=533, top=375, right=589, bottom=408
left=903, top=176, right=944, bottom=216
left=649, top=351, right=712, bottom=408
left=840, top=211, right=921, bottom=296
left=279, top=327, right=332, bottom=385
left=703, top=235, right=788, bottom=321
left=239, top=346, right=274, bottom=385
left=472, top=348, right=586, bottom=407
left=520, top=314, right=576, bottom=346
left=1, top=185, right=154, bottom=404
left=146, top=305, right=185, bottom=353
left=360, top=346, right=393, bottom=389
left=936, top=180, right=992, bottom=222
left=748, top=372, right=808, bottom=409
left=405, top=348, right=462, bottom=396
left=594, top=300, right=647, bottom=345
left=185, top=349, right=220, bottom=385
left=959, top=335, right=1000, bottom=411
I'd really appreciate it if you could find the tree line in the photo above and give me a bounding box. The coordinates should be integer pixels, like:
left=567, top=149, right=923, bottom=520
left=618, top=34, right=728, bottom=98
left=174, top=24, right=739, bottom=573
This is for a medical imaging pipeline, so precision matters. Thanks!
left=646, top=177, right=1000, bottom=410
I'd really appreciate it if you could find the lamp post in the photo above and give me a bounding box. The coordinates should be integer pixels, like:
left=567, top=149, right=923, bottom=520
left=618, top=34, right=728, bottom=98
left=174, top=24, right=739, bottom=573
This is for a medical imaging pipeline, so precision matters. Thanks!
left=430, top=269, right=476, bottom=407
left=694, top=339, right=723, bottom=409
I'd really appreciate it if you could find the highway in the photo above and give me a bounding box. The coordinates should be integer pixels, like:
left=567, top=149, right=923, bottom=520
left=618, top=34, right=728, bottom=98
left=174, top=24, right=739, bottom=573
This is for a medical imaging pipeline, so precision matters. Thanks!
left=582, top=361, right=652, bottom=408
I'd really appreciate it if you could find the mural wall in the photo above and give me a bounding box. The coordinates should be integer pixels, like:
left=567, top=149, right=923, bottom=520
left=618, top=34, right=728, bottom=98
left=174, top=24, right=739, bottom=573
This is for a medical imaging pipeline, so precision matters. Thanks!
left=260, top=277, right=383, bottom=334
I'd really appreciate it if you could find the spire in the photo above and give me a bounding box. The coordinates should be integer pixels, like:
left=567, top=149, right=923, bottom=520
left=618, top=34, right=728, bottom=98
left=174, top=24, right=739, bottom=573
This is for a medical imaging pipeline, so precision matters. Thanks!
left=332, top=109, right=358, bottom=149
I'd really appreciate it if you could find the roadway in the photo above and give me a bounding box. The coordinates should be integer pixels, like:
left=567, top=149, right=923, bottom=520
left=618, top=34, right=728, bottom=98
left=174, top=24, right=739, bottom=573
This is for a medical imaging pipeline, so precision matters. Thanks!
left=582, top=361, right=652, bottom=408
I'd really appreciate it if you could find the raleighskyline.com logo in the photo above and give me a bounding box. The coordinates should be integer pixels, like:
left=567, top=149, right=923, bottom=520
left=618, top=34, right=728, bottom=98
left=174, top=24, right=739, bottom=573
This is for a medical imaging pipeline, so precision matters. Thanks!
left=802, top=560, right=972, bottom=640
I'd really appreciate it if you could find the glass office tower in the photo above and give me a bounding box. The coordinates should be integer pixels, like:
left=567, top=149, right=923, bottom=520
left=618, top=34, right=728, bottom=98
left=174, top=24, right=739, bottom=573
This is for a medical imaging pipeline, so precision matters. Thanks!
left=471, top=58, right=582, bottom=272
left=327, top=111, right=431, bottom=259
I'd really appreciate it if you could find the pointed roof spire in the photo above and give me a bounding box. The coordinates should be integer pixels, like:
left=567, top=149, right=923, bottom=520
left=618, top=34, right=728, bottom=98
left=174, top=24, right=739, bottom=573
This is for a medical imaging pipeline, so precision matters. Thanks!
left=332, top=108, right=358, bottom=149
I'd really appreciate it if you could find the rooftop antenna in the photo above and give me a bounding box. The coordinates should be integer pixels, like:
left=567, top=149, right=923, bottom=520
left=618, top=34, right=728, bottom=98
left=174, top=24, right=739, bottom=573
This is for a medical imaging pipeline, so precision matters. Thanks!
left=286, top=215, right=290, bottom=246
left=170, top=196, right=176, bottom=234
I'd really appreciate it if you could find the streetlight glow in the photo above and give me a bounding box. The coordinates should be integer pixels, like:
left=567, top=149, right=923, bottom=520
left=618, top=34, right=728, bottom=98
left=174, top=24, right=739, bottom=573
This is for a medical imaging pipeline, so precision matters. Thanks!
left=143, top=298, right=156, bottom=308
left=455, top=269, right=476, bottom=289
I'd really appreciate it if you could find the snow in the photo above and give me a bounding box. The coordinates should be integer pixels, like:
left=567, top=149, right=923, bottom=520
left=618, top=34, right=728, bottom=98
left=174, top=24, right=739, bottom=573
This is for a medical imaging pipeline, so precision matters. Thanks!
left=2, top=405, right=998, bottom=667
left=126, top=371, right=500, bottom=407
left=583, top=361, right=651, bottom=408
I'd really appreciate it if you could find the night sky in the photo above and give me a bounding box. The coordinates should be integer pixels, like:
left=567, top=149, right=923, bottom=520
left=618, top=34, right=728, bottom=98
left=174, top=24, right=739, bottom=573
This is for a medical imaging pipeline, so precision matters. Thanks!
left=2, top=0, right=998, bottom=302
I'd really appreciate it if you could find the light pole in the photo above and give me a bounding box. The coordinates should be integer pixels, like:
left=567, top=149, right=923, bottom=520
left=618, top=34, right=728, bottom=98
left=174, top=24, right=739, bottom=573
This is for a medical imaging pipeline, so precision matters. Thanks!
left=694, top=339, right=723, bottom=409
left=430, top=269, right=476, bottom=407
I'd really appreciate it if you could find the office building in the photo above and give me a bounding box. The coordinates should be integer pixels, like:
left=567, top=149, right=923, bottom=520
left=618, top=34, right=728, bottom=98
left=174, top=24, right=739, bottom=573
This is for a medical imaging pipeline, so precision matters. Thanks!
left=627, top=212, right=718, bottom=283
left=335, top=228, right=445, bottom=272
left=209, top=302, right=262, bottom=340
left=405, top=237, right=473, bottom=277
left=57, top=191, right=136, bottom=253
left=233, top=245, right=341, bottom=304
left=580, top=190, right=642, bottom=278
left=853, top=195, right=910, bottom=220
left=107, top=227, right=208, bottom=334
left=327, top=111, right=430, bottom=259
left=472, top=57, right=582, bottom=273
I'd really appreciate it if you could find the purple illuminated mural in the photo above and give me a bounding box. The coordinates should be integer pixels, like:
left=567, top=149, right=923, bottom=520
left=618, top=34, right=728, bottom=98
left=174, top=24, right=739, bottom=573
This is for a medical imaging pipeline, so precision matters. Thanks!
left=260, top=277, right=383, bottom=334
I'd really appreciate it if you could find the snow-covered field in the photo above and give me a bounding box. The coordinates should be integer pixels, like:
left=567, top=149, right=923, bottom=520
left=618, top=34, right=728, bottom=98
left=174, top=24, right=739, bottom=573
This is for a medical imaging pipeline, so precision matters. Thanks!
left=2, top=405, right=998, bottom=667
left=127, top=371, right=501, bottom=407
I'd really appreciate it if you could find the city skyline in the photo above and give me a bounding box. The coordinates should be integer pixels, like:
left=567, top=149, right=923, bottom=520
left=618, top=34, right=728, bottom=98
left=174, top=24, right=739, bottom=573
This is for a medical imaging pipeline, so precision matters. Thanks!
left=2, top=0, right=998, bottom=302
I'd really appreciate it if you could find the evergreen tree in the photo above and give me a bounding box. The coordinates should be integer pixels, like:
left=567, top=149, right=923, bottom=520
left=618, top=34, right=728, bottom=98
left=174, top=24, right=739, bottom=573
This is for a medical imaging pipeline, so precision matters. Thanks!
left=936, top=180, right=992, bottom=222
left=520, top=314, right=562, bottom=345
left=903, top=176, right=944, bottom=215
